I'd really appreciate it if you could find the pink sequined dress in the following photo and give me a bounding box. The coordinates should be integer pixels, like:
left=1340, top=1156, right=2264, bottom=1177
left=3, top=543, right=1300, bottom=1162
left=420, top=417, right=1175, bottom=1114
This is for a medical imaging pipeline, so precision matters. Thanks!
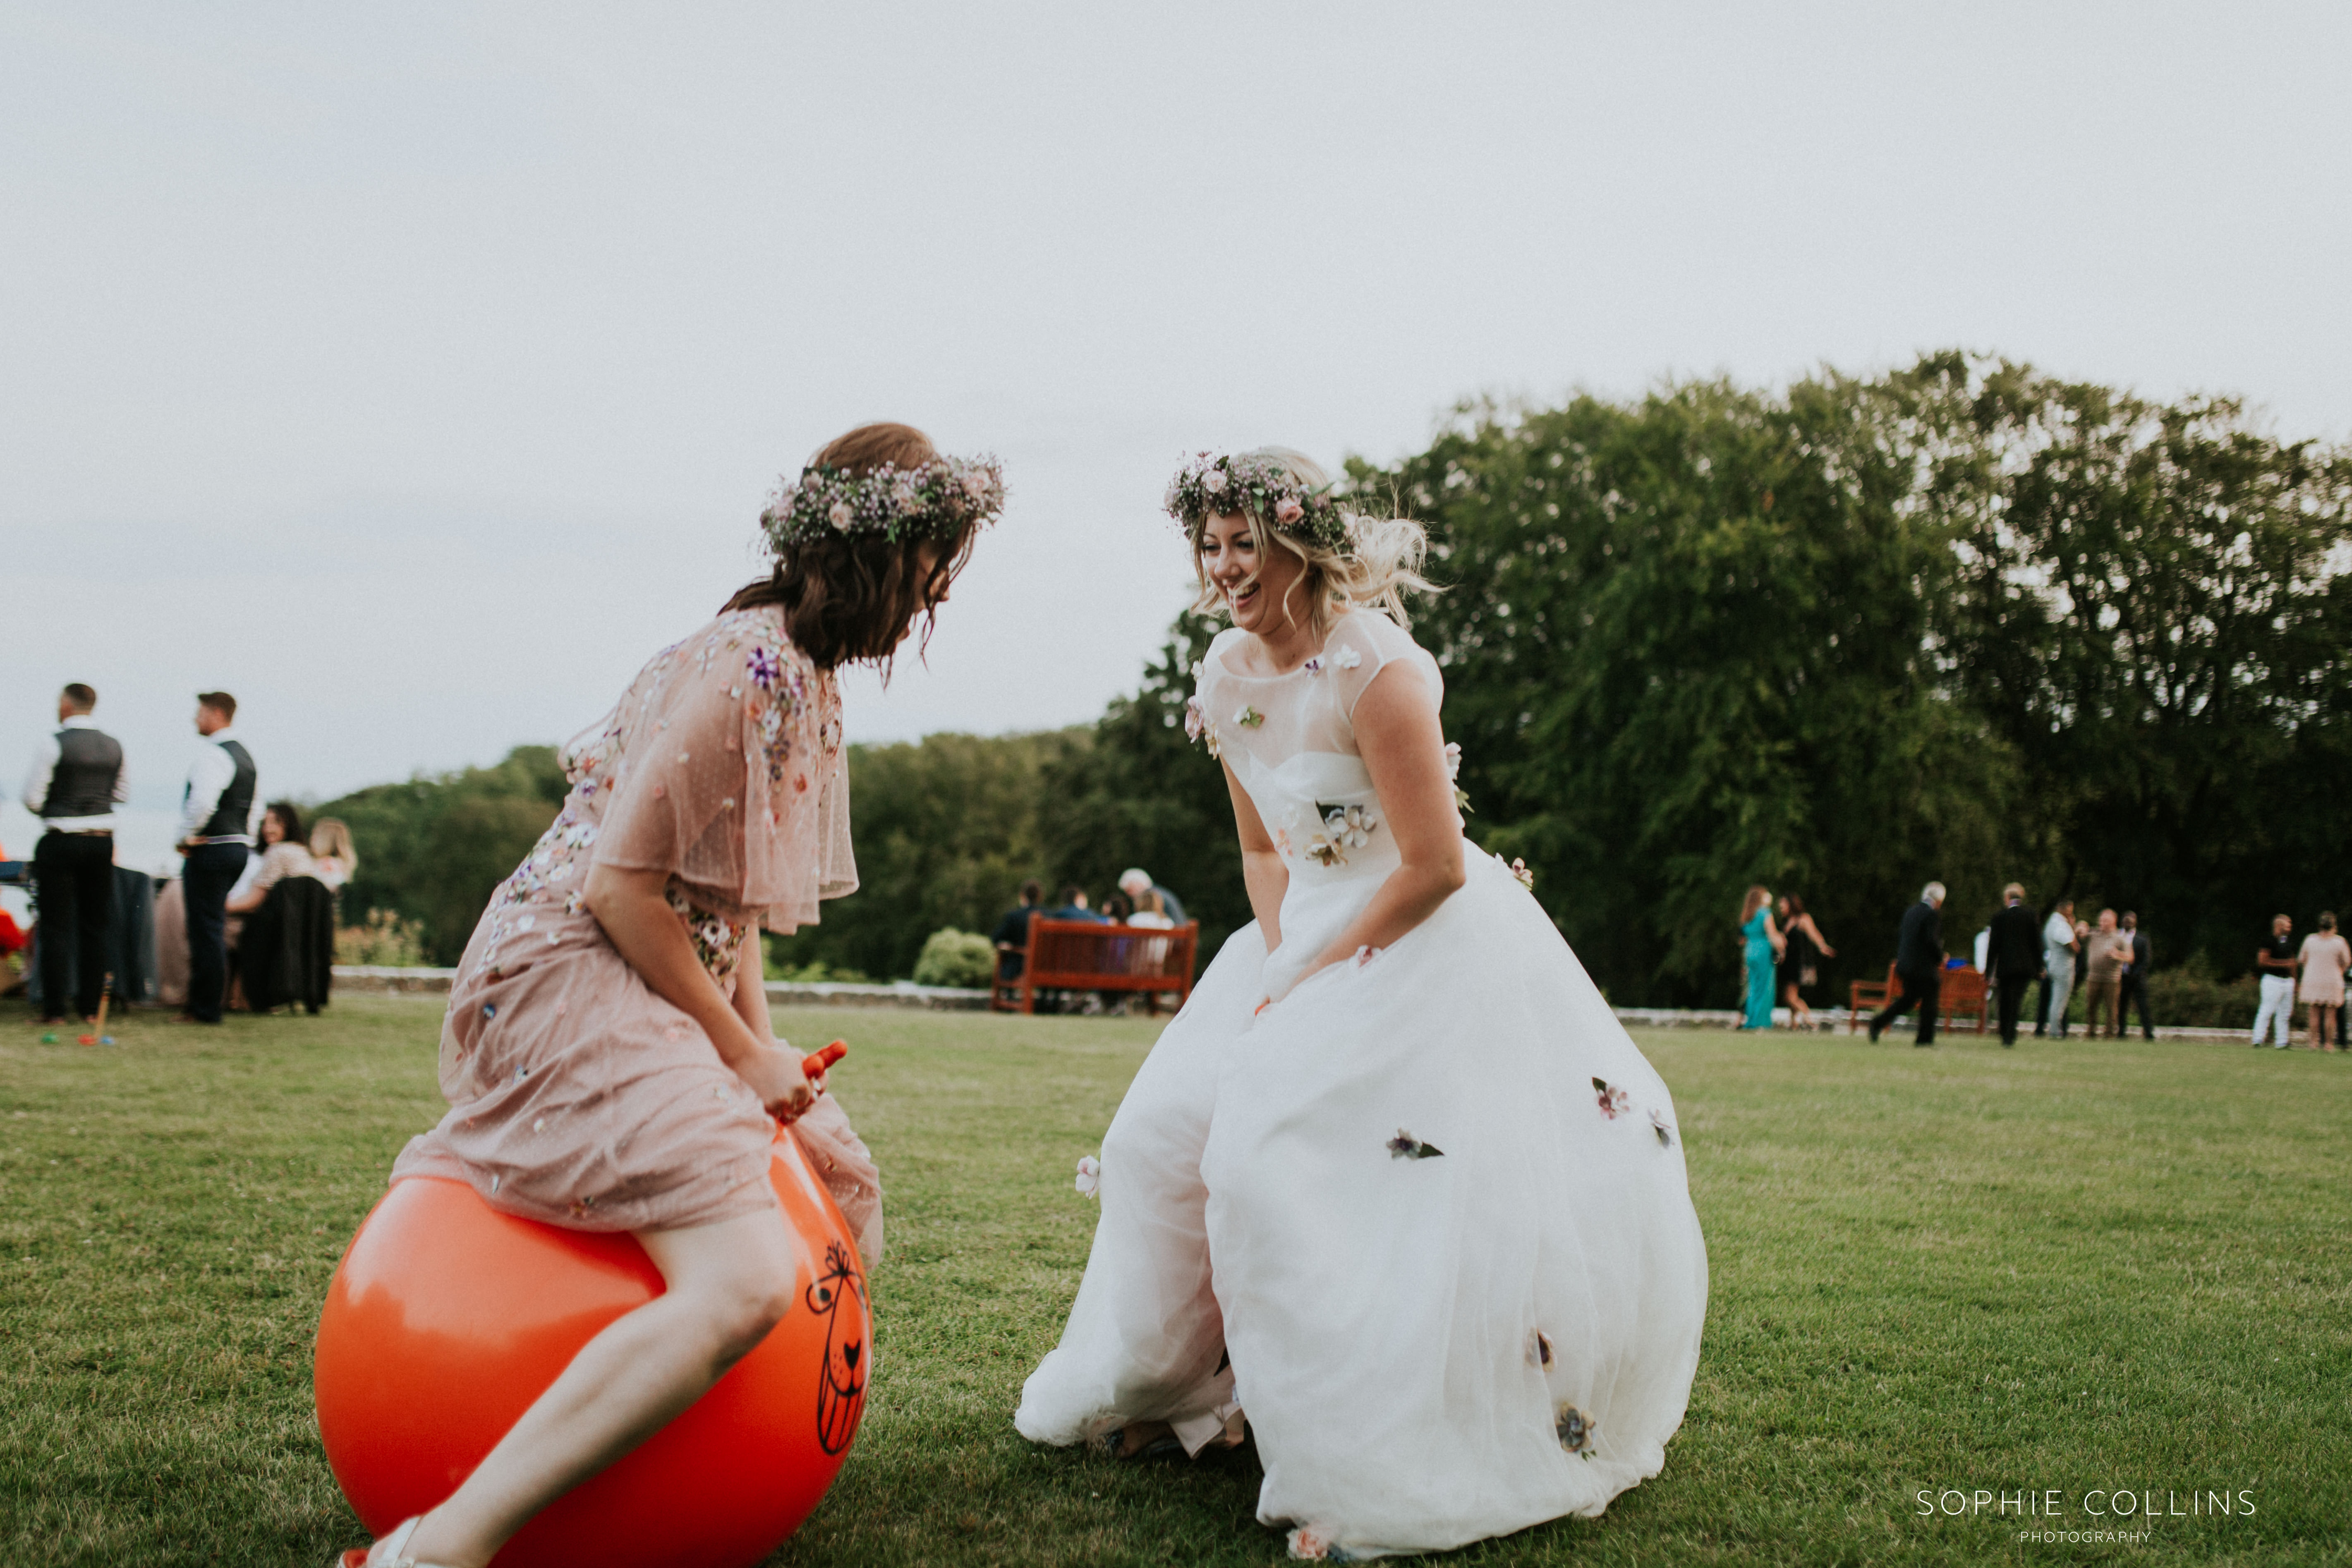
left=390, top=606, right=882, bottom=1256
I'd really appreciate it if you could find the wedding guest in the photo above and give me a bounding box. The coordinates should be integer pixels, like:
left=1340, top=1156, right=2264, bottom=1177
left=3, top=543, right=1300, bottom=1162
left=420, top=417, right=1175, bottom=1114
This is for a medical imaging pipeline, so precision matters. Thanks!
left=1984, top=883, right=2043, bottom=1046
left=309, top=818, right=359, bottom=893
left=20, top=683, right=126, bottom=1023
left=991, top=878, right=1046, bottom=984
left=228, top=802, right=320, bottom=915
left=2038, top=897, right=2079, bottom=1037
left=153, top=877, right=189, bottom=1009
left=1737, top=884, right=1783, bottom=1029
left=2252, top=914, right=2296, bottom=1049
left=1117, top=867, right=1186, bottom=926
left=2117, top=911, right=2155, bottom=1040
left=338, top=420, right=999, bottom=1567
left=1126, top=888, right=1176, bottom=930
left=2297, top=912, right=2349, bottom=1052
left=1048, top=884, right=1106, bottom=923
left=1868, top=881, right=1946, bottom=1046
left=2081, top=909, right=2129, bottom=1037
left=1774, top=893, right=1835, bottom=1030
left=1100, top=891, right=1133, bottom=923
left=174, top=692, right=258, bottom=1025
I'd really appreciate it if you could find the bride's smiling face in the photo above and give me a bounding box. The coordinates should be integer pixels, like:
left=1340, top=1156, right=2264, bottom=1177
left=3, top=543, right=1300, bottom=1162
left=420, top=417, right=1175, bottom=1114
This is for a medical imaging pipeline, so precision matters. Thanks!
left=1200, top=512, right=1302, bottom=635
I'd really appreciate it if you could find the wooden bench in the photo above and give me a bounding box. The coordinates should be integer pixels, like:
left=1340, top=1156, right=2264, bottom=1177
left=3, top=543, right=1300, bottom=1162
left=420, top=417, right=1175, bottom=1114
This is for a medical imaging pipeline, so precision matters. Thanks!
left=1848, top=962, right=1900, bottom=1028
left=1849, top=962, right=1989, bottom=1034
left=993, top=916, right=1200, bottom=1016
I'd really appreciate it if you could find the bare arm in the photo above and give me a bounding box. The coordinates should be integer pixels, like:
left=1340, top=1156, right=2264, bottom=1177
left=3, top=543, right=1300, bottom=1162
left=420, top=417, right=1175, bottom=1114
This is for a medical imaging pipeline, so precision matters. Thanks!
left=1291, top=665, right=1465, bottom=987
left=1224, top=761, right=1287, bottom=953
left=1801, top=913, right=1835, bottom=957
left=1765, top=913, right=1786, bottom=958
left=226, top=852, right=278, bottom=914
left=582, top=863, right=814, bottom=1119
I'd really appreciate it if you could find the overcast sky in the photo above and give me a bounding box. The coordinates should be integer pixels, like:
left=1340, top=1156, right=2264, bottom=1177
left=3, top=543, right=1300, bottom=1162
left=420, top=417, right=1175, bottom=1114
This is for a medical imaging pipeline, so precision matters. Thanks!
left=6, top=1, right=2348, bottom=847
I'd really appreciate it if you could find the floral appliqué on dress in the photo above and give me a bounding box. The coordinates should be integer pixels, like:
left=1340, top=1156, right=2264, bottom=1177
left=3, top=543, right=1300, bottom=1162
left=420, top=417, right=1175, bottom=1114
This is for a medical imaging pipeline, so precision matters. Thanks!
left=1305, top=804, right=1380, bottom=867
left=1555, top=1403, right=1598, bottom=1458
left=740, top=638, right=813, bottom=787
left=666, top=885, right=747, bottom=984
left=1184, top=695, right=1222, bottom=759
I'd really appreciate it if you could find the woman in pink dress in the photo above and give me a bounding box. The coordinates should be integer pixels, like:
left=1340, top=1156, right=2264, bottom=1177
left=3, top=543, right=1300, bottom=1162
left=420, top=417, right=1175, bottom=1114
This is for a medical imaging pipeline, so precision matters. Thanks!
left=2297, top=911, right=2350, bottom=1051
left=340, top=423, right=1002, bottom=1568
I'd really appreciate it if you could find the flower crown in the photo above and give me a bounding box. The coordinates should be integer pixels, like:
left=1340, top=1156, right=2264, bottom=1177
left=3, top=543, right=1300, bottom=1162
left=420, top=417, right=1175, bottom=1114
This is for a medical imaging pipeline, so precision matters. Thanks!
left=1163, top=452, right=1351, bottom=552
left=762, top=453, right=1006, bottom=551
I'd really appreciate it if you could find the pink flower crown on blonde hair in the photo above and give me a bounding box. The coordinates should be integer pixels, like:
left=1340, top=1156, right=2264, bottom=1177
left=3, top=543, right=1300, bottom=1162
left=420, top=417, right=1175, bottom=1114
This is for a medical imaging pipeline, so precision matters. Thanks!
left=762, top=454, right=1006, bottom=551
left=1164, top=451, right=1351, bottom=552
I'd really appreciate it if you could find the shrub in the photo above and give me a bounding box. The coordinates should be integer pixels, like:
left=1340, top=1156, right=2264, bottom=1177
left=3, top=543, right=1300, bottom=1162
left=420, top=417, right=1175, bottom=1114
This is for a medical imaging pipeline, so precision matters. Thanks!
left=2143, top=961, right=2262, bottom=1029
left=768, top=955, right=873, bottom=985
left=912, top=928, right=995, bottom=990
left=335, top=909, right=432, bottom=968
left=314, top=746, right=567, bottom=965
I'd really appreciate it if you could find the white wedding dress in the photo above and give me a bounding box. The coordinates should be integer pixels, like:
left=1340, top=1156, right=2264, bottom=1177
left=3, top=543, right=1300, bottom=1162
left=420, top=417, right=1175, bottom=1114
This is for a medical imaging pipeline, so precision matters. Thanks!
left=1016, top=610, right=1708, bottom=1560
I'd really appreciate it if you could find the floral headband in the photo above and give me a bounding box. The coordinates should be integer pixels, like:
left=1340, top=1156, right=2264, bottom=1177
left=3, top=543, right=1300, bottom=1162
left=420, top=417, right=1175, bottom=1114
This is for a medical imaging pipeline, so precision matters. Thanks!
left=762, top=454, right=1006, bottom=551
left=1163, top=451, right=1350, bottom=552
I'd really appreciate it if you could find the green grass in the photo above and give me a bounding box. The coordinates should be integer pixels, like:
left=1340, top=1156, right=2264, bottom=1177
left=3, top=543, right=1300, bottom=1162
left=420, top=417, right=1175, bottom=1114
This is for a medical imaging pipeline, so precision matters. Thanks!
left=2, top=998, right=2347, bottom=1565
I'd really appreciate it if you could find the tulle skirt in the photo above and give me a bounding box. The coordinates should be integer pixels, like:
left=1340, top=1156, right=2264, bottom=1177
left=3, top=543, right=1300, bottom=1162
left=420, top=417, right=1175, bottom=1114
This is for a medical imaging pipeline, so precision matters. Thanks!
left=1016, top=850, right=1708, bottom=1558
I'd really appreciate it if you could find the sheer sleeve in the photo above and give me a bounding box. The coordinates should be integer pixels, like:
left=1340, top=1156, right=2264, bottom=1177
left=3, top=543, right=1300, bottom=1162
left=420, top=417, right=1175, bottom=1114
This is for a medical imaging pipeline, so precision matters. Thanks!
left=589, top=608, right=847, bottom=933
left=814, top=739, right=857, bottom=901
left=1326, top=612, right=1442, bottom=722
left=591, top=649, right=752, bottom=891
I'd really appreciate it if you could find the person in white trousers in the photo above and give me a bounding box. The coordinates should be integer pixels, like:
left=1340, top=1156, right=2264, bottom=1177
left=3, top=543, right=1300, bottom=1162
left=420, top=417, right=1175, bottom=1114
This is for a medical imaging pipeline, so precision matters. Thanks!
left=2252, top=913, right=2298, bottom=1048
left=2038, top=898, right=2080, bottom=1038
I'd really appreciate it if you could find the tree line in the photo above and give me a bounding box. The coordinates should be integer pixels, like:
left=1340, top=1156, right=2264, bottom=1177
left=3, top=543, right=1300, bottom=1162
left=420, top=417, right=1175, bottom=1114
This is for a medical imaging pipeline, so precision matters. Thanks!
left=326, top=352, right=2351, bottom=1008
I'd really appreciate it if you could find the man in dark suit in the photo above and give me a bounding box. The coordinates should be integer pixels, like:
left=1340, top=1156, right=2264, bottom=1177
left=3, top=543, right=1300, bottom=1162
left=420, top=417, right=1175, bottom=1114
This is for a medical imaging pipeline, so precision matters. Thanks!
left=1984, top=883, right=2043, bottom=1047
left=2117, top=911, right=2155, bottom=1040
left=1869, top=881, right=1947, bottom=1046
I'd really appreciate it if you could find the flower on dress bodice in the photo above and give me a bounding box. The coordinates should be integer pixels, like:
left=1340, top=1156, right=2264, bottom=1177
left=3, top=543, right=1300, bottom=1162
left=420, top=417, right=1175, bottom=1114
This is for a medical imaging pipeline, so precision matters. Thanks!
left=1303, top=805, right=1379, bottom=868
left=1184, top=695, right=1222, bottom=759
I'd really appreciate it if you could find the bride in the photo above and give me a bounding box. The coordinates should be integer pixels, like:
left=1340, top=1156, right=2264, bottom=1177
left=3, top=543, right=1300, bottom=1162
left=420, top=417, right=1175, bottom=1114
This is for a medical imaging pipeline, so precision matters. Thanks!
left=1015, top=449, right=1708, bottom=1560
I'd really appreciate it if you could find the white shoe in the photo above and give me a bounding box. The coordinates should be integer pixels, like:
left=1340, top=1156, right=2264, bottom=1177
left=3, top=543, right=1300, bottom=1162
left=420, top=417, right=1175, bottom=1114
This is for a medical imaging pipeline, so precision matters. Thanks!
left=336, top=1515, right=460, bottom=1568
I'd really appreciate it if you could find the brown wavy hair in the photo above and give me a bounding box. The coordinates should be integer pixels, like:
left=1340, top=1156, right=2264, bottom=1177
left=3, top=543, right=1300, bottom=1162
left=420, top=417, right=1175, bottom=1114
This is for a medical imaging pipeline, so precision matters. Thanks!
left=723, top=422, right=980, bottom=673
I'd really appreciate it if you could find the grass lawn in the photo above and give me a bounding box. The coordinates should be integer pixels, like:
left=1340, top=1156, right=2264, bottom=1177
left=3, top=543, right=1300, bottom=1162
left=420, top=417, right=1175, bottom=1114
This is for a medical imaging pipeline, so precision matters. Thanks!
left=2, top=996, right=2347, bottom=1566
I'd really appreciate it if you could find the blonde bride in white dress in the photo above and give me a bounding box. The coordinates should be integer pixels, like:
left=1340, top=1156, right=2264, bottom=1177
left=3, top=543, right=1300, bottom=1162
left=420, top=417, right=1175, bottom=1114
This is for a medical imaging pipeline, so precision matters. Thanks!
left=1015, top=449, right=1709, bottom=1560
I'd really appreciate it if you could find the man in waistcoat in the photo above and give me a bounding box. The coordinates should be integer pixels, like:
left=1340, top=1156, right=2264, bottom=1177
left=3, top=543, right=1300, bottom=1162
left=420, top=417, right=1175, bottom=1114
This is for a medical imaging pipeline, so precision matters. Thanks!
left=20, top=683, right=127, bottom=1022
left=174, top=692, right=257, bottom=1024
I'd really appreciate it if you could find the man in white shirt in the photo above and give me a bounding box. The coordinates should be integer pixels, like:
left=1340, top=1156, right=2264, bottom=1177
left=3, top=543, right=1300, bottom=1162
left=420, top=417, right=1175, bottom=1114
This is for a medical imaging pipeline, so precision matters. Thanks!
left=174, top=692, right=258, bottom=1024
left=2037, top=897, right=2079, bottom=1039
left=20, top=682, right=127, bottom=1022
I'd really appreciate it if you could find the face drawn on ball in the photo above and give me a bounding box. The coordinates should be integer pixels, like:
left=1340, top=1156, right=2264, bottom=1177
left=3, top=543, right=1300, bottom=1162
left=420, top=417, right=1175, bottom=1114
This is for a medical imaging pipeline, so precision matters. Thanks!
left=807, top=1239, right=869, bottom=1455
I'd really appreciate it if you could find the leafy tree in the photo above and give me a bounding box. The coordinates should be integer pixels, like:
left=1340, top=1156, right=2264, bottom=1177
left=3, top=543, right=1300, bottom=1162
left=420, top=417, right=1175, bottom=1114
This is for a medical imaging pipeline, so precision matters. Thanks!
left=315, top=747, right=567, bottom=965
left=1039, top=610, right=1251, bottom=965
left=1908, top=356, right=2352, bottom=961
left=767, top=729, right=1087, bottom=981
left=1352, top=375, right=2019, bottom=1005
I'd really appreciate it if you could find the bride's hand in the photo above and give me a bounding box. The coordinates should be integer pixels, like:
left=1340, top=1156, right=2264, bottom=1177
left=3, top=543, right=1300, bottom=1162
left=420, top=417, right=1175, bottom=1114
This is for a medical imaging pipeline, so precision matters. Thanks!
left=735, top=1043, right=818, bottom=1122
left=1259, top=951, right=1341, bottom=1014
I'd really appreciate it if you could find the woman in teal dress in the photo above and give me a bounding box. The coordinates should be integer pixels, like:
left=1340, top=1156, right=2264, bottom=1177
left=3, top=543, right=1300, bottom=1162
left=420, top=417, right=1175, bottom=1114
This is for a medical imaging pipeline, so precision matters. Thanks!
left=1738, top=884, right=1784, bottom=1029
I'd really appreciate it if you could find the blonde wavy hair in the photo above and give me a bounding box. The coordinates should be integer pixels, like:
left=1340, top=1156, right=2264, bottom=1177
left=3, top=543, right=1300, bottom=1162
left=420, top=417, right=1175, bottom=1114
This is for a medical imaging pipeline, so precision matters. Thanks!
left=309, top=817, right=357, bottom=874
left=1188, top=447, right=1436, bottom=640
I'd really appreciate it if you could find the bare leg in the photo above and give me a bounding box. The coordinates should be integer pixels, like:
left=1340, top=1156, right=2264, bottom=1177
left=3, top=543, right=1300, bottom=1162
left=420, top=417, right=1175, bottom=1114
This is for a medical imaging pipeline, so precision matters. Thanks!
left=398, top=1204, right=800, bottom=1568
